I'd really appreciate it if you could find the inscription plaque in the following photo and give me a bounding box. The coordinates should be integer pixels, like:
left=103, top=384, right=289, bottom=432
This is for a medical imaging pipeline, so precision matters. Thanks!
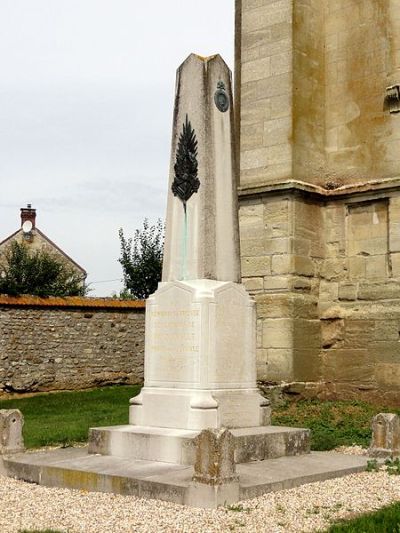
left=146, top=306, right=201, bottom=384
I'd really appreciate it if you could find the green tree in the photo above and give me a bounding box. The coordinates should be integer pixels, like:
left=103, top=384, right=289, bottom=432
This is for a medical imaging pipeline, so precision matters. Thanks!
left=118, top=218, right=164, bottom=299
left=0, top=241, right=88, bottom=297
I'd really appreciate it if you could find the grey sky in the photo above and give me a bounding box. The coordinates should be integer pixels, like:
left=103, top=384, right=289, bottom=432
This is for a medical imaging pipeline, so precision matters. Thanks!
left=0, top=0, right=234, bottom=295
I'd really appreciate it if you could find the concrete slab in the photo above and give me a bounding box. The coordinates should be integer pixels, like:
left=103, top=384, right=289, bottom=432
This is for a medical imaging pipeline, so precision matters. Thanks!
left=2, top=447, right=372, bottom=508
left=237, top=452, right=370, bottom=500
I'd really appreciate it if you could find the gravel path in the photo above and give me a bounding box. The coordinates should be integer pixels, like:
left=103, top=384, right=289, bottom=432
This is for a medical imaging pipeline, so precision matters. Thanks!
left=1, top=466, right=400, bottom=533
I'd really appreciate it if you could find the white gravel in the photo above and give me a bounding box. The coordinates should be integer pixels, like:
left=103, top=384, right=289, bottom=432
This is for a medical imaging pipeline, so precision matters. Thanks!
left=1, top=468, right=400, bottom=533
left=333, top=445, right=368, bottom=456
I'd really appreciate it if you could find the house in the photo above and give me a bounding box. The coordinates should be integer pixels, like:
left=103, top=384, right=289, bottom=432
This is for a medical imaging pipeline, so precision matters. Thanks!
left=0, top=204, right=86, bottom=282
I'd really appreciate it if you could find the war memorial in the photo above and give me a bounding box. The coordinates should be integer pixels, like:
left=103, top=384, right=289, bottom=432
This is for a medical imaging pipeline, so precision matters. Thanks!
left=1, top=0, right=400, bottom=510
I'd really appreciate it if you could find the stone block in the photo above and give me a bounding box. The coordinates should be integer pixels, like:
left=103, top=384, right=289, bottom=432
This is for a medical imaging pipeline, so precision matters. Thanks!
left=242, top=1, right=292, bottom=34
left=343, top=320, right=374, bottom=348
left=265, top=238, right=290, bottom=255
left=241, top=122, right=264, bottom=151
left=338, top=283, right=357, bottom=301
left=242, top=56, right=271, bottom=83
left=263, top=276, right=290, bottom=291
left=371, top=342, right=400, bottom=364
left=294, top=255, right=315, bottom=277
left=292, top=295, right=318, bottom=319
left=0, top=410, right=24, bottom=454
left=358, top=282, right=400, bottom=300
left=321, top=318, right=344, bottom=349
left=243, top=277, right=264, bottom=292
left=265, top=348, right=293, bottom=381
left=270, top=51, right=291, bottom=76
left=293, top=319, right=320, bottom=349
left=256, top=294, right=291, bottom=318
left=375, top=363, right=400, bottom=388
left=365, top=255, right=388, bottom=279
left=292, top=237, right=312, bottom=257
left=185, top=481, right=240, bottom=509
left=240, top=236, right=266, bottom=257
left=241, top=256, right=271, bottom=277
left=321, top=350, right=374, bottom=383
left=262, top=318, right=292, bottom=349
left=272, top=254, right=293, bottom=275
left=256, top=350, right=269, bottom=380
left=321, top=258, right=345, bottom=280
left=348, top=256, right=366, bottom=279
left=192, top=429, right=238, bottom=485
left=369, top=413, right=400, bottom=458
left=389, top=227, right=400, bottom=253
left=291, top=276, right=312, bottom=292
left=391, top=253, right=400, bottom=277
left=320, top=281, right=339, bottom=302
left=372, top=320, right=399, bottom=342
left=292, top=348, right=321, bottom=382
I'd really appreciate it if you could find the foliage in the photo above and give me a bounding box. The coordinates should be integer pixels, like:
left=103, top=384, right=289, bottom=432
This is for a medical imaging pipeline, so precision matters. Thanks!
left=326, top=501, right=400, bottom=532
left=366, top=459, right=379, bottom=472
left=385, top=457, right=400, bottom=475
left=118, top=218, right=164, bottom=300
left=0, top=385, right=141, bottom=448
left=0, top=241, right=88, bottom=297
left=272, top=398, right=400, bottom=451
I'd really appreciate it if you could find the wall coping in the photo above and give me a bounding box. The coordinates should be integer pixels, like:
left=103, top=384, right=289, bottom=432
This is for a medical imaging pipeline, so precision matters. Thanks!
left=0, top=295, right=146, bottom=310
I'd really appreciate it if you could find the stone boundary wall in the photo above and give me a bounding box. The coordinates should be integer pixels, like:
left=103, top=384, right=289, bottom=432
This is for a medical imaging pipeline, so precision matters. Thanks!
left=0, top=296, right=145, bottom=394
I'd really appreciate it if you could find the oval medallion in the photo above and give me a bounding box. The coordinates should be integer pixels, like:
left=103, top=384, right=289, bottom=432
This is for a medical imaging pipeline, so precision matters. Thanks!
left=214, top=81, right=229, bottom=113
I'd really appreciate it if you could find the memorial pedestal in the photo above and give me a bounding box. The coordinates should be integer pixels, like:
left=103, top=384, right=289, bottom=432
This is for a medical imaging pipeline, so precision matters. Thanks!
left=129, top=279, right=268, bottom=431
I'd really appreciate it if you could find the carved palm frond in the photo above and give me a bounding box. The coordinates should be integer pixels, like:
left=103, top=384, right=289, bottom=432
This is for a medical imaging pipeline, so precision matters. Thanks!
left=172, top=115, right=200, bottom=208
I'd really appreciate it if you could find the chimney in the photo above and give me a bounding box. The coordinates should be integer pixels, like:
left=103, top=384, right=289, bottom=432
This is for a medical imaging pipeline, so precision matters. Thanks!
left=20, top=204, right=36, bottom=229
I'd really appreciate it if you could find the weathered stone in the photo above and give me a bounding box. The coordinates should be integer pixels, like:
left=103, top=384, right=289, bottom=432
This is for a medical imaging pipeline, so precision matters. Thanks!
left=192, top=429, right=238, bottom=486
left=131, top=280, right=264, bottom=431
left=321, top=349, right=375, bottom=383
left=262, top=318, right=292, bottom=349
left=358, top=282, right=400, bottom=301
left=0, top=410, right=24, bottom=454
left=338, top=283, right=357, bottom=301
left=321, top=318, right=345, bottom=349
left=369, top=413, right=400, bottom=458
left=241, top=256, right=271, bottom=277
left=242, top=277, right=264, bottom=293
left=163, top=55, right=240, bottom=283
left=0, top=302, right=145, bottom=394
left=263, top=276, right=290, bottom=291
left=271, top=254, right=293, bottom=275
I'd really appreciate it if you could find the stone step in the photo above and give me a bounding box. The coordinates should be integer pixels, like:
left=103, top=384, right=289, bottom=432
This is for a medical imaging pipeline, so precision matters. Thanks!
left=2, top=447, right=371, bottom=508
left=88, top=425, right=311, bottom=465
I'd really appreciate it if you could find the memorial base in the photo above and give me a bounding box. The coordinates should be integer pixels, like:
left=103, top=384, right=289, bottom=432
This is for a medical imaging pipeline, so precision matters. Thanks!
left=130, top=387, right=270, bottom=430
left=88, top=424, right=310, bottom=465
left=133, top=279, right=267, bottom=431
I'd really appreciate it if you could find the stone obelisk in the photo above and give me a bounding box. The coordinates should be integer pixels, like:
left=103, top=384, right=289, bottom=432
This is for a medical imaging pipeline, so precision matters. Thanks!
left=129, top=54, right=269, bottom=430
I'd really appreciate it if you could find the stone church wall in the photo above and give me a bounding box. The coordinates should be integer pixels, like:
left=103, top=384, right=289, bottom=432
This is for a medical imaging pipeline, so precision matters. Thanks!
left=236, top=1, right=400, bottom=404
left=0, top=296, right=145, bottom=394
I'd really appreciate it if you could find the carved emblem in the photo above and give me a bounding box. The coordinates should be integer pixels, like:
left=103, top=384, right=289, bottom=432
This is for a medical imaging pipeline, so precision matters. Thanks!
left=172, top=114, right=200, bottom=211
left=214, top=81, right=229, bottom=112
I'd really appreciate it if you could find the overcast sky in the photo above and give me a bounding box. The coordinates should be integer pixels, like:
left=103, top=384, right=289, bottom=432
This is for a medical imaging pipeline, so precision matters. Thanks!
left=0, top=0, right=234, bottom=295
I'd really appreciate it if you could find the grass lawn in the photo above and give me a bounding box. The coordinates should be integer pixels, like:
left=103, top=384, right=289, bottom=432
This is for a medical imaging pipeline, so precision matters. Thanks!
left=0, top=385, right=141, bottom=449
left=325, top=501, right=400, bottom=532
left=2, top=387, right=400, bottom=452
left=272, top=398, right=400, bottom=451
